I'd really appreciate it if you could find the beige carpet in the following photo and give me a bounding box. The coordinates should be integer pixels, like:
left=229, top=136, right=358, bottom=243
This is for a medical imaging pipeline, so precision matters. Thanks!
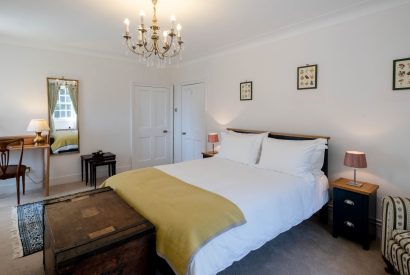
left=0, top=179, right=388, bottom=275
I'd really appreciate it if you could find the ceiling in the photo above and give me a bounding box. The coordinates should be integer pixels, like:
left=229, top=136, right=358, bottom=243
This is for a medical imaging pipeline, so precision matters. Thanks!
left=0, top=0, right=407, bottom=62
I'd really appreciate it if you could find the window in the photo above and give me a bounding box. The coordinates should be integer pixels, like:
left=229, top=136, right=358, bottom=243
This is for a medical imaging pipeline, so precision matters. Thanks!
left=53, top=86, right=74, bottom=119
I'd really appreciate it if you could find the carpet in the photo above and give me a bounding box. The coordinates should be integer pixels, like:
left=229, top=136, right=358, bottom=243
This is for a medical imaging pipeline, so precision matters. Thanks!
left=11, top=201, right=43, bottom=258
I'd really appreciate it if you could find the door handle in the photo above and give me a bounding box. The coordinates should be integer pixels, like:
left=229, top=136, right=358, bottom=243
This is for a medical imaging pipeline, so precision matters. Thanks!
left=182, top=132, right=186, bottom=135
left=163, top=130, right=168, bottom=133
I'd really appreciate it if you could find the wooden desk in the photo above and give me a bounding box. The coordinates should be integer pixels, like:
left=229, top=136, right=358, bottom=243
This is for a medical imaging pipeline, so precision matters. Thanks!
left=6, top=136, right=51, bottom=196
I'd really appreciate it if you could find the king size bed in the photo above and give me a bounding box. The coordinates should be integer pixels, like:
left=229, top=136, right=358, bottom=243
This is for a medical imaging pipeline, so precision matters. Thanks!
left=103, top=128, right=330, bottom=275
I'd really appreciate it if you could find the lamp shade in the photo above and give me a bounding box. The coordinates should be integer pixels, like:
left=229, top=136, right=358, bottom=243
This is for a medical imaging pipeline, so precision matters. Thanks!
left=27, top=119, right=50, bottom=132
left=344, top=151, right=367, bottom=168
left=208, top=133, right=219, bottom=143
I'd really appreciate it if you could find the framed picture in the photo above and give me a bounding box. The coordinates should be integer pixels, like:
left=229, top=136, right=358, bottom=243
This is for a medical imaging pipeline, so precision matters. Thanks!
left=393, top=57, right=410, bottom=90
left=297, top=64, right=318, bottom=90
left=240, top=81, right=252, bottom=101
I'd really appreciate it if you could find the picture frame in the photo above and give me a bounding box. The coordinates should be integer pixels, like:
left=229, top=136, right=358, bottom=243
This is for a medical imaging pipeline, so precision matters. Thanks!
left=240, top=81, right=252, bottom=101
left=297, top=64, right=318, bottom=90
left=393, top=57, right=410, bottom=90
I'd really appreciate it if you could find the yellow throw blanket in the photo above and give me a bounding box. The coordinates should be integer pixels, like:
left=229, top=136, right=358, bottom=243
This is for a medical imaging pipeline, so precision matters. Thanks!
left=102, top=168, right=245, bottom=275
left=51, top=130, right=78, bottom=152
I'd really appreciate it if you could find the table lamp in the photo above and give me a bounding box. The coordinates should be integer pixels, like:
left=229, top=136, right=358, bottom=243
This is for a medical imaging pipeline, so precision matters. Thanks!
left=344, top=151, right=367, bottom=187
left=27, top=119, right=50, bottom=145
left=208, top=133, right=219, bottom=154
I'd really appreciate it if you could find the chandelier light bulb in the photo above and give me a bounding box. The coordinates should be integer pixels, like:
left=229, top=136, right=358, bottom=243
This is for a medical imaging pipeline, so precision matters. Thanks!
left=170, top=15, right=176, bottom=22
left=124, top=18, right=130, bottom=33
left=140, top=10, right=145, bottom=24
left=176, top=24, right=182, bottom=31
left=163, top=30, right=168, bottom=38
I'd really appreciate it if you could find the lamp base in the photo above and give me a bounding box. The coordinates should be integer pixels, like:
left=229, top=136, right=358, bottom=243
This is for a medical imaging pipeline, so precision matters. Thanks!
left=346, top=181, right=363, bottom=188
left=33, top=132, right=45, bottom=145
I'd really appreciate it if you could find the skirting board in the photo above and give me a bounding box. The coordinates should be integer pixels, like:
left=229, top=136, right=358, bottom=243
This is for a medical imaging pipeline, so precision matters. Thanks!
left=326, top=202, right=382, bottom=238
left=25, top=165, right=132, bottom=186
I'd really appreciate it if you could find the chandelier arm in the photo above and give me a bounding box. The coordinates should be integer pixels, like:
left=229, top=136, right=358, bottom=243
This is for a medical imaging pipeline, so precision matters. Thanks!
left=166, top=42, right=183, bottom=58
left=159, top=34, right=174, bottom=57
left=125, top=39, right=145, bottom=56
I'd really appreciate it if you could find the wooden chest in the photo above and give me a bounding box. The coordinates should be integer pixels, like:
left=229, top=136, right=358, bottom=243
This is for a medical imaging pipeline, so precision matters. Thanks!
left=43, top=187, right=155, bottom=275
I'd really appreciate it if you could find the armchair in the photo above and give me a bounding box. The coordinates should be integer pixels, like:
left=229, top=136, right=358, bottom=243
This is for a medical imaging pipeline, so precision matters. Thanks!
left=382, top=196, right=410, bottom=275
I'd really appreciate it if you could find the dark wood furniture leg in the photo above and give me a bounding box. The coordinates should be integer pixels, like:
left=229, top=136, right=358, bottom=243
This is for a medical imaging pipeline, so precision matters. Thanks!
left=383, top=256, right=395, bottom=274
left=81, top=157, right=84, bottom=182
left=22, top=173, right=25, bottom=195
left=319, top=204, right=328, bottom=224
left=16, top=176, right=20, bottom=205
left=85, top=159, right=89, bottom=185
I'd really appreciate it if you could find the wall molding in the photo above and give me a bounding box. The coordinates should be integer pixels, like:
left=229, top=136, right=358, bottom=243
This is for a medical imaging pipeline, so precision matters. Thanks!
left=1, top=1, right=408, bottom=67
left=24, top=164, right=132, bottom=186
left=177, top=0, right=410, bottom=67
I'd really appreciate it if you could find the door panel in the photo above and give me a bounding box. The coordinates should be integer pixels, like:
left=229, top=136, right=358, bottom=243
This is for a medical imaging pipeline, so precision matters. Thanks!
left=133, top=86, right=172, bottom=168
left=181, top=84, right=205, bottom=161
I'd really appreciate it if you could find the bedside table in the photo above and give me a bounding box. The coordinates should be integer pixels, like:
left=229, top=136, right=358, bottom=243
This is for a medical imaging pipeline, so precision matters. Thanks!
left=202, top=151, right=217, bottom=158
left=332, top=178, right=379, bottom=250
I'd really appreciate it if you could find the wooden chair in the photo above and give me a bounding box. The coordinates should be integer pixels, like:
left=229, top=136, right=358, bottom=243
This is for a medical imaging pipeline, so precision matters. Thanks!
left=0, top=138, right=26, bottom=205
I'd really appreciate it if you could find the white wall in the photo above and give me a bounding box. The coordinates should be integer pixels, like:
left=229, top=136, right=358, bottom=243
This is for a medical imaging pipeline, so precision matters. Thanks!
left=172, top=5, right=410, bottom=219
left=0, top=44, right=172, bottom=185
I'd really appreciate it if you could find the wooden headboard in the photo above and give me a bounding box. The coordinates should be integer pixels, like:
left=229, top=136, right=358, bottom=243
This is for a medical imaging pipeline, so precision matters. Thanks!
left=227, top=128, right=331, bottom=177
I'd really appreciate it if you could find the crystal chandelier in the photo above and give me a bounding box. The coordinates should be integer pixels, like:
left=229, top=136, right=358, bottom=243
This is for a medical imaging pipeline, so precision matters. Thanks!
left=123, top=0, right=184, bottom=67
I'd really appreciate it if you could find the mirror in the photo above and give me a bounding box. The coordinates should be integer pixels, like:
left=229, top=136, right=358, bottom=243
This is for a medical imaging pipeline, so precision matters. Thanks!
left=47, top=78, right=79, bottom=155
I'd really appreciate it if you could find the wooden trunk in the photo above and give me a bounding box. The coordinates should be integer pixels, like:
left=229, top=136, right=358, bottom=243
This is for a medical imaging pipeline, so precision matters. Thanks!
left=43, top=187, right=155, bottom=275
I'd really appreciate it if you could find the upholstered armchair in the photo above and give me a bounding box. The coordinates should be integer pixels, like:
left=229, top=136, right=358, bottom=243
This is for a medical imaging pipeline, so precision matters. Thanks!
left=382, top=197, right=410, bottom=275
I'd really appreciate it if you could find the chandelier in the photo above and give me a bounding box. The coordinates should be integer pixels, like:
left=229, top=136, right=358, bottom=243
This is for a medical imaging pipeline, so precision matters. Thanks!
left=123, top=0, right=184, bottom=67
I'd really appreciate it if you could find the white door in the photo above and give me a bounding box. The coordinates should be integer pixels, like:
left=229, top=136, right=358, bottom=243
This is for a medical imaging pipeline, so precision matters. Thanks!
left=132, top=85, right=172, bottom=168
left=181, top=83, right=206, bottom=161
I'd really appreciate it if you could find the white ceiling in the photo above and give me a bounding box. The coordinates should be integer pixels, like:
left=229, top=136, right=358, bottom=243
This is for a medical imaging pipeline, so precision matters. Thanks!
left=0, top=0, right=407, bottom=62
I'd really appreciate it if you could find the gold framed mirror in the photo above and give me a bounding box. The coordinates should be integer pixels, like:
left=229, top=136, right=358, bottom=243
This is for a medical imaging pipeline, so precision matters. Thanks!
left=47, top=77, right=80, bottom=155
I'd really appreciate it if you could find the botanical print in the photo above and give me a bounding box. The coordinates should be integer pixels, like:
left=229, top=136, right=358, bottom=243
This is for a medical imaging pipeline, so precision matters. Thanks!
left=297, top=65, right=317, bottom=90
left=240, top=81, right=252, bottom=100
left=393, top=58, right=410, bottom=90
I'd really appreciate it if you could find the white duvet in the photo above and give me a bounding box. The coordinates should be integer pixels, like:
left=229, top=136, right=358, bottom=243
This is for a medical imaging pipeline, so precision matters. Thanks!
left=157, top=157, right=328, bottom=275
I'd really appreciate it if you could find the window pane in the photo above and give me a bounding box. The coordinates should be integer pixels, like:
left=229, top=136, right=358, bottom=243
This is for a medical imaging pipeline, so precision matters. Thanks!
left=60, top=96, right=65, bottom=103
left=55, top=104, right=60, bottom=110
left=67, top=111, right=71, bottom=117
left=54, top=111, right=60, bottom=118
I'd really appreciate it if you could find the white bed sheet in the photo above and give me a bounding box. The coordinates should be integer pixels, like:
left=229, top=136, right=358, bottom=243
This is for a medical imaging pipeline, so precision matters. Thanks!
left=157, top=157, right=328, bottom=275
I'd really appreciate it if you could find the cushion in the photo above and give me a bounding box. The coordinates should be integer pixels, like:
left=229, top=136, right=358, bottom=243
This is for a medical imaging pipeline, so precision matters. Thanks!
left=216, top=131, right=266, bottom=165
left=256, top=137, right=326, bottom=181
left=393, top=229, right=410, bottom=254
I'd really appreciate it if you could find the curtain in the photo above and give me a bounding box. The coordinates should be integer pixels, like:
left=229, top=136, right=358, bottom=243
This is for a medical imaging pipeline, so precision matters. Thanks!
left=48, top=81, right=60, bottom=133
left=66, top=82, right=78, bottom=116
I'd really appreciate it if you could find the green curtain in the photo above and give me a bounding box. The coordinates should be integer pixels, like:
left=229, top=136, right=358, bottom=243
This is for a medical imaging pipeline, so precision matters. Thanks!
left=48, top=81, right=60, bottom=133
left=66, top=82, right=78, bottom=116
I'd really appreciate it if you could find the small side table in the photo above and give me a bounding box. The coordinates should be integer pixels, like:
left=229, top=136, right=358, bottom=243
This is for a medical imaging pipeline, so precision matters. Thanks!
left=90, top=159, right=116, bottom=188
left=332, top=177, right=379, bottom=250
left=202, top=151, right=217, bottom=158
left=80, top=152, right=116, bottom=185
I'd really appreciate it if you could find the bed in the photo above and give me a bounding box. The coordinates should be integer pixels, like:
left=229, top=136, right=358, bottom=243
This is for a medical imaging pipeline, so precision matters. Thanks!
left=104, top=128, right=330, bottom=275
left=50, top=130, right=79, bottom=154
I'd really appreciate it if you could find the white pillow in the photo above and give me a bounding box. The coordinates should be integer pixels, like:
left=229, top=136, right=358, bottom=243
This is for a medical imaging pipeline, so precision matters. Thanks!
left=310, top=138, right=328, bottom=176
left=228, top=131, right=269, bottom=163
left=216, top=131, right=266, bottom=165
left=256, top=137, right=326, bottom=180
